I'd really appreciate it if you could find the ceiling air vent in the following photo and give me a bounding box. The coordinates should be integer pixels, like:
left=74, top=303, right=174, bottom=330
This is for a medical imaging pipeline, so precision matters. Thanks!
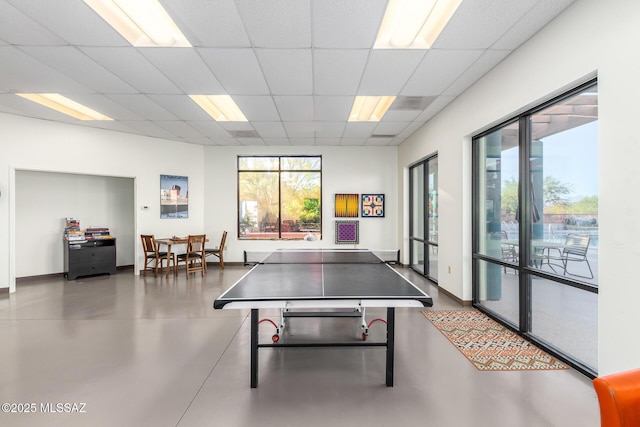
left=229, top=130, right=259, bottom=138
left=390, top=96, right=435, bottom=111
left=370, top=134, right=397, bottom=138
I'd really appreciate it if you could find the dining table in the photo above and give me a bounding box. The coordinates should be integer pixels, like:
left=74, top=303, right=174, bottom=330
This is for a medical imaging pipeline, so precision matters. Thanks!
left=155, top=236, right=209, bottom=278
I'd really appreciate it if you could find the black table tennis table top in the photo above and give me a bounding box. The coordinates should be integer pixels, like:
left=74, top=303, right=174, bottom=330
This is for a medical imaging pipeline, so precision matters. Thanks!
left=213, top=249, right=433, bottom=309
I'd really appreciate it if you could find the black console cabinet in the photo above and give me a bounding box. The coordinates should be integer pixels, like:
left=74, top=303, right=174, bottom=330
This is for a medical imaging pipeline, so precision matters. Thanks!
left=64, top=239, right=117, bottom=280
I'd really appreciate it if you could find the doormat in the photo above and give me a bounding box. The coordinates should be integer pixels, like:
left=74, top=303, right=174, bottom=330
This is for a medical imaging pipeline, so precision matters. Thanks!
left=422, top=310, right=568, bottom=371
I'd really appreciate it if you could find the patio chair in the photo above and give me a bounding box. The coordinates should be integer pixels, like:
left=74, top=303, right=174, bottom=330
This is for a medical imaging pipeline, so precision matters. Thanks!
left=547, top=233, right=593, bottom=279
left=490, top=231, right=518, bottom=273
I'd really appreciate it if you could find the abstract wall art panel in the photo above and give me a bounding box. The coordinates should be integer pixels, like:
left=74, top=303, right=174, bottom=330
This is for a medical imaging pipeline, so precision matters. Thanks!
left=335, top=193, right=359, bottom=217
left=361, top=194, right=385, bottom=217
left=335, top=220, right=359, bottom=244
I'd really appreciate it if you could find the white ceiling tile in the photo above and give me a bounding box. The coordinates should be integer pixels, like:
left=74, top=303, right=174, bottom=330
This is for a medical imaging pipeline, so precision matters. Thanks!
left=402, top=50, right=484, bottom=96
left=263, top=138, right=291, bottom=146
left=314, top=96, right=352, bottom=121
left=217, top=121, right=255, bottom=131
left=273, top=96, right=314, bottom=121
left=140, top=49, right=225, bottom=94
left=288, top=138, right=315, bottom=146
left=0, top=46, right=91, bottom=93
left=106, top=95, right=178, bottom=120
left=380, top=110, right=421, bottom=122
left=235, top=0, right=311, bottom=48
left=342, top=122, right=377, bottom=138
left=372, top=122, right=410, bottom=136
left=0, top=1, right=65, bottom=45
left=284, top=122, right=315, bottom=138
left=252, top=122, right=287, bottom=138
left=154, top=120, right=203, bottom=138
left=161, top=0, right=251, bottom=47
left=20, top=46, right=136, bottom=93
left=237, top=137, right=265, bottom=146
left=312, top=0, right=387, bottom=48
left=340, top=138, right=367, bottom=146
left=255, top=49, right=312, bottom=95
left=433, top=0, right=537, bottom=49
left=444, top=50, right=511, bottom=96
left=147, top=94, right=210, bottom=120
left=413, top=96, right=456, bottom=123
left=313, top=49, right=369, bottom=95
left=81, top=47, right=182, bottom=94
left=366, top=136, right=394, bottom=146
left=199, top=48, right=270, bottom=95
left=119, top=120, right=177, bottom=139
left=59, top=93, right=143, bottom=120
left=493, top=0, right=576, bottom=49
left=314, top=138, right=341, bottom=146
left=7, top=0, right=129, bottom=46
left=186, top=121, right=232, bottom=138
left=358, top=50, right=426, bottom=94
left=314, top=122, right=345, bottom=138
left=233, top=96, right=280, bottom=121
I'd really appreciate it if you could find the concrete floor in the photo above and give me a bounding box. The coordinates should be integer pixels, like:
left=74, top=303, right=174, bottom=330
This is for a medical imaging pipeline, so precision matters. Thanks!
left=0, top=266, right=600, bottom=427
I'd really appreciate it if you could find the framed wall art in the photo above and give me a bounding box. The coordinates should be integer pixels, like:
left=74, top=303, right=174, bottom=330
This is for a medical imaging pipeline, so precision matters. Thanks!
left=160, top=174, right=189, bottom=219
left=335, top=220, right=359, bottom=244
left=361, top=194, right=385, bottom=217
left=334, top=193, right=359, bottom=217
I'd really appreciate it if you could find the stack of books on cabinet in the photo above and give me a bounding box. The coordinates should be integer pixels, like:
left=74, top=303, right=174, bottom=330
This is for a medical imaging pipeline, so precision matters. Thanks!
left=64, top=217, right=86, bottom=244
left=85, top=227, right=112, bottom=240
left=63, top=218, right=116, bottom=280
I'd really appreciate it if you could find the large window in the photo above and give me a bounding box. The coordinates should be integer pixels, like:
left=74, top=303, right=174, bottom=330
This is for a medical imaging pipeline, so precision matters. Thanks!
left=238, top=156, right=321, bottom=240
left=409, top=155, right=438, bottom=282
left=472, top=80, right=598, bottom=376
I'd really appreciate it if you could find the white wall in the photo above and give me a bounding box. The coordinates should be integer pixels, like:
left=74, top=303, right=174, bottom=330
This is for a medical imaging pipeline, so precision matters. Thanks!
left=0, top=113, right=206, bottom=292
left=398, top=0, right=640, bottom=375
left=15, top=171, right=134, bottom=276
left=203, top=146, right=399, bottom=260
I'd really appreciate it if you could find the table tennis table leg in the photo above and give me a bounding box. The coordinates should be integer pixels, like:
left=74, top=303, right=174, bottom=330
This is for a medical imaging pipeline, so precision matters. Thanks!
left=386, top=307, right=395, bottom=387
left=251, top=309, right=259, bottom=388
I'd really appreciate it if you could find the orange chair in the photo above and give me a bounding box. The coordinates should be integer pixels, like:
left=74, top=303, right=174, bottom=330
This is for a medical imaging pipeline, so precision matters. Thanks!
left=593, top=368, right=640, bottom=427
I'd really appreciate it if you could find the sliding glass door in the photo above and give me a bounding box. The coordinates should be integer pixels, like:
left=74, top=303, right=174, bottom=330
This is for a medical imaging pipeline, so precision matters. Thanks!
left=472, top=80, right=598, bottom=376
left=410, top=155, right=438, bottom=282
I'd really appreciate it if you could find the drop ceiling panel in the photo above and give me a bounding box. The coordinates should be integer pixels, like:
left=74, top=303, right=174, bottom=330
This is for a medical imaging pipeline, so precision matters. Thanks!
left=106, top=94, right=178, bottom=121
left=273, top=96, right=314, bottom=121
left=493, top=0, right=576, bottom=49
left=186, top=121, right=232, bottom=138
left=235, top=0, right=311, bottom=48
left=311, top=0, right=387, bottom=48
left=160, top=0, right=251, bottom=47
left=263, top=138, right=291, bottom=146
left=153, top=120, right=203, bottom=138
left=433, top=0, right=538, bottom=49
left=199, top=48, right=270, bottom=95
left=444, top=49, right=511, bottom=96
left=342, top=122, right=378, bottom=138
left=0, top=1, right=65, bottom=45
left=60, top=93, right=143, bottom=120
left=237, top=137, right=265, bottom=146
left=81, top=47, right=182, bottom=94
left=315, top=138, right=341, bottom=146
left=7, top=0, right=129, bottom=46
left=358, top=50, right=426, bottom=95
left=20, top=46, right=136, bottom=93
left=402, top=50, right=484, bottom=96
left=340, top=138, right=367, bottom=146
left=314, top=96, right=352, bottom=121
left=147, top=94, right=211, bottom=120
left=119, top=120, right=178, bottom=139
left=314, top=122, right=345, bottom=138
left=313, top=50, right=369, bottom=95
left=255, top=49, right=312, bottom=95
left=373, top=122, right=410, bottom=136
left=0, top=46, right=90, bottom=93
left=252, top=122, right=287, bottom=138
left=232, top=96, right=280, bottom=121
left=413, top=96, right=456, bottom=123
left=284, top=122, right=315, bottom=138
left=139, top=49, right=225, bottom=94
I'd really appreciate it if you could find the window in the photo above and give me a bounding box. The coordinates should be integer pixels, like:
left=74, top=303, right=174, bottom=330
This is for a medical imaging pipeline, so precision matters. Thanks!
left=472, top=80, right=598, bottom=376
left=238, top=156, right=321, bottom=240
left=409, top=155, right=438, bottom=282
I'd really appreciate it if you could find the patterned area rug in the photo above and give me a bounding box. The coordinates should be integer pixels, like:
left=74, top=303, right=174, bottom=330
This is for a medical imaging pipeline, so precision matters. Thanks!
left=422, top=310, right=568, bottom=371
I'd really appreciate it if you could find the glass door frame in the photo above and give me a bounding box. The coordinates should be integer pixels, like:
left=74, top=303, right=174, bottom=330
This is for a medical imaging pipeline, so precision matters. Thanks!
left=409, top=154, right=438, bottom=283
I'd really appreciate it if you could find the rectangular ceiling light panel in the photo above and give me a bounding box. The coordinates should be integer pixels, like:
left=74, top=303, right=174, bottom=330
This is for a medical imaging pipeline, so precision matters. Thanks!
left=189, top=95, right=248, bottom=122
left=83, top=0, right=191, bottom=47
left=16, top=93, right=113, bottom=120
left=348, top=96, right=396, bottom=122
left=374, top=0, right=462, bottom=49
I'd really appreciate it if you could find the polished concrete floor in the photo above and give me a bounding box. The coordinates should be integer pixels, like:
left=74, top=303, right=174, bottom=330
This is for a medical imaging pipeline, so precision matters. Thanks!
left=0, top=266, right=600, bottom=427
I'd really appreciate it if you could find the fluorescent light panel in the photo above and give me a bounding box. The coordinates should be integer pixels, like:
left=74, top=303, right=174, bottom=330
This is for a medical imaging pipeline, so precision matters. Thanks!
left=83, top=0, right=191, bottom=47
left=348, top=96, right=396, bottom=122
left=189, top=95, right=248, bottom=122
left=374, top=0, right=462, bottom=49
left=16, top=93, right=113, bottom=121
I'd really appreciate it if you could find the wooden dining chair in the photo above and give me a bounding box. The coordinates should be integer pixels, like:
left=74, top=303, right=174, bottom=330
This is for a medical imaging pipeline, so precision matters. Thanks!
left=140, top=234, right=174, bottom=277
left=176, top=234, right=206, bottom=277
left=204, top=231, right=227, bottom=270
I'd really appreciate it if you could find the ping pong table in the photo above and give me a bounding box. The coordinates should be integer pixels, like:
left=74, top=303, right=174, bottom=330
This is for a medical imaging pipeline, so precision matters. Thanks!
left=213, top=249, right=433, bottom=388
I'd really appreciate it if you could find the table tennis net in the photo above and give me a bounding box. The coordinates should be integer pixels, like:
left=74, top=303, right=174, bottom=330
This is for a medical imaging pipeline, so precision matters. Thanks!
left=243, top=249, right=400, bottom=265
